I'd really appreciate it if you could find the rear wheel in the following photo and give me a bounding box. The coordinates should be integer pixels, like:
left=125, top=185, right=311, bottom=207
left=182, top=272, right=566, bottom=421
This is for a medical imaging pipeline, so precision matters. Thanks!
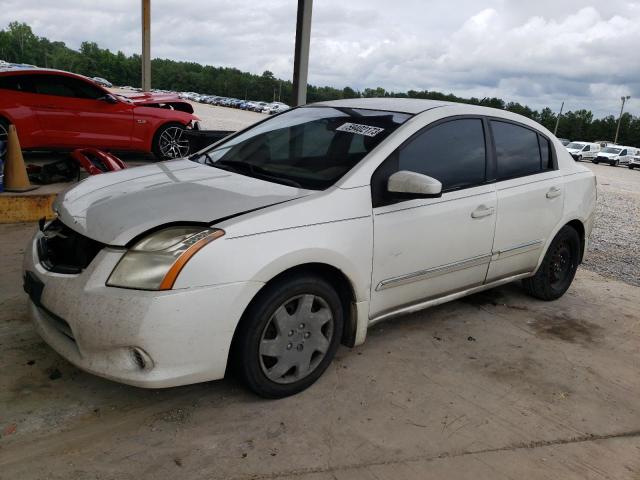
left=522, top=226, right=580, bottom=301
left=152, top=123, right=190, bottom=161
left=233, top=273, right=344, bottom=398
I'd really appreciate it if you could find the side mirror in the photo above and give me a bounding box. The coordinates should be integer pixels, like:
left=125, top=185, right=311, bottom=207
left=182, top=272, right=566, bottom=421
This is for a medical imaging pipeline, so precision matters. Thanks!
left=99, top=94, right=118, bottom=104
left=387, top=170, right=442, bottom=198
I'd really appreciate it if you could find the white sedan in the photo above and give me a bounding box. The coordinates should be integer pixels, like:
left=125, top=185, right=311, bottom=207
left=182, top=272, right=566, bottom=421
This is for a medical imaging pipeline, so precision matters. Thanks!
left=23, top=98, right=596, bottom=398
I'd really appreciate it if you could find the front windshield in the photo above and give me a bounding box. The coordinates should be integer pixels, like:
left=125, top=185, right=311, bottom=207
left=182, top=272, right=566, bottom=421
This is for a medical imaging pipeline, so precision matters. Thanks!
left=192, top=106, right=411, bottom=189
left=566, top=142, right=585, bottom=150
left=601, top=147, right=622, bottom=154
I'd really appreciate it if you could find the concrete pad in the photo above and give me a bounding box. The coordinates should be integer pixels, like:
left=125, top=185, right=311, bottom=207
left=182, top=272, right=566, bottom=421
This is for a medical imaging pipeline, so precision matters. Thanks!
left=0, top=223, right=639, bottom=479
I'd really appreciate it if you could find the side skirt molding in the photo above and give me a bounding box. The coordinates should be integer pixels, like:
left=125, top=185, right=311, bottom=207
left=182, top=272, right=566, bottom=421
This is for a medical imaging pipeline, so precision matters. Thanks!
left=369, top=272, right=532, bottom=326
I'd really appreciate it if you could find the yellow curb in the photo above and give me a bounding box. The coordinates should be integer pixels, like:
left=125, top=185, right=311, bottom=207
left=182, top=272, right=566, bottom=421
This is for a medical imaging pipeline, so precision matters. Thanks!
left=0, top=192, right=57, bottom=223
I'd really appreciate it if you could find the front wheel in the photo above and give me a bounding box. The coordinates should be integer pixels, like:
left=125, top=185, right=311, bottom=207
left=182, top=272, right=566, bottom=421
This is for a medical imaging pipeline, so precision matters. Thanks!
left=630, top=165, right=635, bottom=170
left=152, top=123, right=190, bottom=161
left=522, top=226, right=581, bottom=301
left=592, top=160, right=599, bottom=164
left=577, top=155, right=582, bottom=162
left=233, top=274, right=344, bottom=398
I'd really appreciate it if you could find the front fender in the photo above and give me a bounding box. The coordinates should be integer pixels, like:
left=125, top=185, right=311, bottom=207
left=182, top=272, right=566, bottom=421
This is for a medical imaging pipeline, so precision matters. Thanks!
left=173, top=216, right=374, bottom=303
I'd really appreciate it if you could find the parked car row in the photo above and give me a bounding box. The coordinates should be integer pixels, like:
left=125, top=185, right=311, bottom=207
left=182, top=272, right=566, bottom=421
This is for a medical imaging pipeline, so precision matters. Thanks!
left=564, top=140, right=639, bottom=169
left=178, top=91, right=290, bottom=114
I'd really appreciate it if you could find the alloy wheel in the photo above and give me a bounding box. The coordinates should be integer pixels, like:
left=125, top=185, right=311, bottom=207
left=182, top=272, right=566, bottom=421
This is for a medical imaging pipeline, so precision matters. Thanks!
left=259, top=294, right=334, bottom=384
left=158, top=126, right=190, bottom=159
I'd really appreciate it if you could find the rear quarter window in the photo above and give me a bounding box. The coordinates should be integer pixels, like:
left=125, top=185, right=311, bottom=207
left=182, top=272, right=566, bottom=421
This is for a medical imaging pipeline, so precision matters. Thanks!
left=0, top=75, right=33, bottom=92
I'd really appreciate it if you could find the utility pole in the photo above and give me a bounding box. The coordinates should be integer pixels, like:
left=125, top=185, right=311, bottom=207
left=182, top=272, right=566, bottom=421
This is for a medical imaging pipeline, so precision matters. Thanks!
left=141, top=0, right=151, bottom=92
left=554, top=101, right=564, bottom=136
left=292, top=0, right=313, bottom=106
left=614, top=96, right=630, bottom=145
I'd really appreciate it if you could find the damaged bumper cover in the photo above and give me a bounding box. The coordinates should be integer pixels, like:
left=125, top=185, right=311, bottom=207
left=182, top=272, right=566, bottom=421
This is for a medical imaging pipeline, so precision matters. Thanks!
left=23, top=230, right=263, bottom=388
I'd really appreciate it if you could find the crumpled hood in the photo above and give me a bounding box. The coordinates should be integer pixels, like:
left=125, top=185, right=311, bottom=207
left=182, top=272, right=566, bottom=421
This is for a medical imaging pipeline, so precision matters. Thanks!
left=120, top=92, right=194, bottom=113
left=54, top=159, right=309, bottom=246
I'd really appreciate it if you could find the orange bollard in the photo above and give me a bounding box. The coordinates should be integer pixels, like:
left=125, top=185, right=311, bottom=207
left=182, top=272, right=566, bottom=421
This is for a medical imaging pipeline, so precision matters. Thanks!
left=4, top=124, right=37, bottom=192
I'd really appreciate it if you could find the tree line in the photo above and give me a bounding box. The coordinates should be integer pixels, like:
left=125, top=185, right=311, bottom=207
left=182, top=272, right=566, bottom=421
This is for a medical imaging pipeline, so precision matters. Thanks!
left=1, top=21, right=638, bottom=146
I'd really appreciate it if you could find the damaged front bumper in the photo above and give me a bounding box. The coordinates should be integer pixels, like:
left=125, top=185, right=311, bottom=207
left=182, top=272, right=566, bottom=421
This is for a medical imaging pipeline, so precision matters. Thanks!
left=23, top=230, right=263, bottom=388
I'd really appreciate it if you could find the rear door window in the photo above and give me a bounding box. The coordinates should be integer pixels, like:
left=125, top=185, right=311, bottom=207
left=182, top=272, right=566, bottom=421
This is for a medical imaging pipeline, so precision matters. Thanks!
left=491, top=120, right=544, bottom=180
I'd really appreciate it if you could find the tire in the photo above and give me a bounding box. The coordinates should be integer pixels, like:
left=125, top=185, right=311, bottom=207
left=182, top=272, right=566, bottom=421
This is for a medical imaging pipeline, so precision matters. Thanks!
left=0, top=117, right=9, bottom=161
left=152, top=123, right=190, bottom=161
left=522, top=226, right=581, bottom=301
left=630, top=165, right=635, bottom=170
left=233, top=273, right=344, bottom=398
left=577, top=155, right=582, bottom=162
left=592, top=160, right=598, bottom=164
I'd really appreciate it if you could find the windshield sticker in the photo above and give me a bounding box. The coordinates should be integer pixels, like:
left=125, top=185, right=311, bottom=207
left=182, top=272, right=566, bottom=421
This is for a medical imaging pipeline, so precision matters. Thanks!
left=336, top=122, right=385, bottom=137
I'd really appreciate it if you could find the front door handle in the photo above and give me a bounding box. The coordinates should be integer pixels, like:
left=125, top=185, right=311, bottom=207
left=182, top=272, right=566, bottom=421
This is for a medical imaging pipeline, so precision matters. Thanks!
left=546, top=186, right=562, bottom=199
left=471, top=205, right=495, bottom=219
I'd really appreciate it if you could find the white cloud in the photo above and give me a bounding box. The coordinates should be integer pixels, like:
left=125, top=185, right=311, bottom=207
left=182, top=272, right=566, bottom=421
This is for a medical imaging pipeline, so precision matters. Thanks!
left=0, top=0, right=638, bottom=116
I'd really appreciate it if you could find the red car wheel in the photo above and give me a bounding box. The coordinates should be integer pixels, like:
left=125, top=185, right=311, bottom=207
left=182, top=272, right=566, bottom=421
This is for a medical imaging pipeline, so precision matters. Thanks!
left=153, top=123, right=190, bottom=161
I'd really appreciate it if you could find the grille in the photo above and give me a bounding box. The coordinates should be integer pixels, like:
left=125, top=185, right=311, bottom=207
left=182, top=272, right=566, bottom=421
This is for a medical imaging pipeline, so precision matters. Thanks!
left=38, top=219, right=105, bottom=274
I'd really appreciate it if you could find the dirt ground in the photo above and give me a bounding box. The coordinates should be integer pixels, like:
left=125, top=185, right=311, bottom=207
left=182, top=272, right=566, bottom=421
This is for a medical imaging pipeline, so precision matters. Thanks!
left=1, top=164, right=640, bottom=478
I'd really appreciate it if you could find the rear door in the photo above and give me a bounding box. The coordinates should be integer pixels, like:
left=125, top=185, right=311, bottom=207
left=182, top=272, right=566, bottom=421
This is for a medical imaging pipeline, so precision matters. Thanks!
left=29, top=74, right=133, bottom=148
left=485, top=120, right=563, bottom=282
left=369, top=117, right=497, bottom=318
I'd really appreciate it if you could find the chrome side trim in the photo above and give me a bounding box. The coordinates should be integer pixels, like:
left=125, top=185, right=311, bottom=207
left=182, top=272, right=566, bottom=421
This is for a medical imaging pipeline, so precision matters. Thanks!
left=495, top=239, right=543, bottom=259
left=376, top=253, right=492, bottom=291
left=369, top=272, right=532, bottom=326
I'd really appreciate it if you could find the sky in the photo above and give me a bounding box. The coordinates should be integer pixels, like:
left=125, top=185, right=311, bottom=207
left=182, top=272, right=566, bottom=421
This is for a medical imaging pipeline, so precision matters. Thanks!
left=1, top=0, right=639, bottom=117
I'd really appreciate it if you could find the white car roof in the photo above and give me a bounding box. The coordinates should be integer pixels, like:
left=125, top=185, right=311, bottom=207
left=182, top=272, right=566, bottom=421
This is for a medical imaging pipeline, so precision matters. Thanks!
left=311, top=97, right=457, bottom=114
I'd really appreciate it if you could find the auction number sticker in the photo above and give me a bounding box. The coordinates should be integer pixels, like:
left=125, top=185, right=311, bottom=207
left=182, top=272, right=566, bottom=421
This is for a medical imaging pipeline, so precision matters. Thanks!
left=336, top=122, right=385, bottom=137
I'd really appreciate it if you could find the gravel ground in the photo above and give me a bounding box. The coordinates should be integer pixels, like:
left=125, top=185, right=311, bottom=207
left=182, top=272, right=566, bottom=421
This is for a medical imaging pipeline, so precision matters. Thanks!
left=189, top=100, right=265, bottom=131
left=581, top=162, right=640, bottom=286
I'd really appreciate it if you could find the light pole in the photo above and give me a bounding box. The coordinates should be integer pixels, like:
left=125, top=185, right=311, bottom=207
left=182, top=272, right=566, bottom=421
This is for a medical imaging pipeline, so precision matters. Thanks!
left=554, top=101, right=564, bottom=136
left=292, top=0, right=313, bottom=106
left=141, top=0, right=151, bottom=92
left=614, top=95, right=630, bottom=145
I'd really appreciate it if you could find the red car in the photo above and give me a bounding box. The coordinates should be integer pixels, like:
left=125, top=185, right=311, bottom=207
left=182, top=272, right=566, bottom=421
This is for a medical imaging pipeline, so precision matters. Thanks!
left=0, top=68, right=199, bottom=161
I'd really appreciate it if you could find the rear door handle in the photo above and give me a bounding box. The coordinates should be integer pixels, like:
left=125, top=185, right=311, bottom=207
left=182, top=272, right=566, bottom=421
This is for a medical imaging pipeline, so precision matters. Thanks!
left=546, top=186, right=562, bottom=199
left=471, top=205, right=495, bottom=219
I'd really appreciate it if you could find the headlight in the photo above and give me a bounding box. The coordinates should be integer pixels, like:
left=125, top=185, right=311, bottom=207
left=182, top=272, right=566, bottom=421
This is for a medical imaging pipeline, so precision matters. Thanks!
left=107, top=226, right=224, bottom=290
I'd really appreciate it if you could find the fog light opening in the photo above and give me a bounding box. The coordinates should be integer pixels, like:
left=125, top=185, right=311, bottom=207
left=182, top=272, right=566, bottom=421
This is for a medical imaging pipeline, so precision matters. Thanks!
left=131, top=347, right=153, bottom=371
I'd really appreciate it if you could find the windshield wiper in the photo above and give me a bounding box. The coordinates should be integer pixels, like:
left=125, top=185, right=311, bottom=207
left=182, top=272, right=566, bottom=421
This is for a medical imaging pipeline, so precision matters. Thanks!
left=216, top=160, right=302, bottom=188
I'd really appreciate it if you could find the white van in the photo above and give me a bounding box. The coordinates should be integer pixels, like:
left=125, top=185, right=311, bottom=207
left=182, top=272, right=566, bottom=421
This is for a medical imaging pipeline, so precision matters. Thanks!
left=593, top=146, right=638, bottom=166
left=565, top=141, right=600, bottom=161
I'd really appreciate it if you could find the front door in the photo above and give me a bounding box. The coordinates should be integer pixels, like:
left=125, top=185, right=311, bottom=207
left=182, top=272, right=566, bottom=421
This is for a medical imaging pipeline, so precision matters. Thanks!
left=370, top=118, right=497, bottom=319
left=29, top=74, right=133, bottom=149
